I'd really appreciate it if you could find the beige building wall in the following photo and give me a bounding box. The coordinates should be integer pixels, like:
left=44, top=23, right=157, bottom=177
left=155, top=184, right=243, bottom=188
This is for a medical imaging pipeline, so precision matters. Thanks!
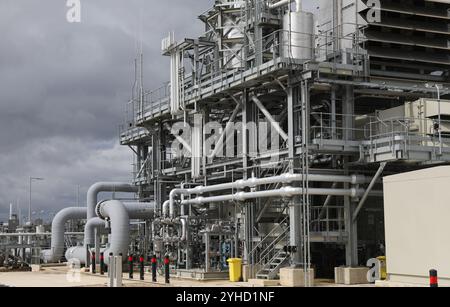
left=383, top=166, right=450, bottom=286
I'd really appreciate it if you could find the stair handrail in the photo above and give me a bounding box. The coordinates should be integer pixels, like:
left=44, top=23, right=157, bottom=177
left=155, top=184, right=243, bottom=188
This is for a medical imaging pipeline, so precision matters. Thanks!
left=249, top=215, right=289, bottom=258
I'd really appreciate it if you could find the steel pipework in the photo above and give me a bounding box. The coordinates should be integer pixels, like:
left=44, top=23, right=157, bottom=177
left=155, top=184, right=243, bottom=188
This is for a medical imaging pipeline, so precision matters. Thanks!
left=168, top=173, right=369, bottom=218
left=41, top=207, right=86, bottom=263
left=179, top=186, right=381, bottom=206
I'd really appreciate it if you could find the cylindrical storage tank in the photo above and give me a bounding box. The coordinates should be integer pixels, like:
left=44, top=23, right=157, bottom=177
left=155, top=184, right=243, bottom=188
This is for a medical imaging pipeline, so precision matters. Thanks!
left=282, top=11, right=314, bottom=60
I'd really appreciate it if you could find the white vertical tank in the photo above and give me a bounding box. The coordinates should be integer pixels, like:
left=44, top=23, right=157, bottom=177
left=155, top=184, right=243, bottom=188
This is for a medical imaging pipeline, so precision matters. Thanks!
left=282, top=10, right=314, bottom=61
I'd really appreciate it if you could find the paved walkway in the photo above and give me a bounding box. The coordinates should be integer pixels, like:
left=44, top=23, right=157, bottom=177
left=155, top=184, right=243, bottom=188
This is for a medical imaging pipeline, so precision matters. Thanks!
left=0, top=266, right=374, bottom=287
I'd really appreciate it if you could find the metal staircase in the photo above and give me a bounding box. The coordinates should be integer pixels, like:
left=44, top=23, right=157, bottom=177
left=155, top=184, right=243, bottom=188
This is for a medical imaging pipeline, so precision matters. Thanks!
left=255, top=226, right=290, bottom=280
left=248, top=215, right=290, bottom=280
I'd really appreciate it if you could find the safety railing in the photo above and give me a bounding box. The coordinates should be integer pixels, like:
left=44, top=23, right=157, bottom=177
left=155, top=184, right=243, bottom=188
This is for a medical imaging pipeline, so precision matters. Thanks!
left=310, top=112, right=374, bottom=143
left=310, top=205, right=345, bottom=235
left=122, top=23, right=370, bottom=130
left=365, top=116, right=450, bottom=158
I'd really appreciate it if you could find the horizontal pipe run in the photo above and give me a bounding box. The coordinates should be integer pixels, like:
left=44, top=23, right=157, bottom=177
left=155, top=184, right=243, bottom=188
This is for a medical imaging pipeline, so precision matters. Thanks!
left=168, top=173, right=371, bottom=218
left=180, top=187, right=383, bottom=206
left=269, top=0, right=301, bottom=11
left=87, top=182, right=138, bottom=220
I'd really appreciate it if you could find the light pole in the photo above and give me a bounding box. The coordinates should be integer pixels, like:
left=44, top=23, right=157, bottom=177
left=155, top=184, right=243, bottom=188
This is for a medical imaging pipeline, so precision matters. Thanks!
left=426, top=83, right=444, bottom=155
left=29, top=177, right=45, bottom=224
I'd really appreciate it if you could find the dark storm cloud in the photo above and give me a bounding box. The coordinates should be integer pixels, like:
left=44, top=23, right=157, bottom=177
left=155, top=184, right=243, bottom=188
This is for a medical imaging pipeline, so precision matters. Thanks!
left=0, top=0, right=210, bottom=219
left=0, top=0, right=315, bottom=220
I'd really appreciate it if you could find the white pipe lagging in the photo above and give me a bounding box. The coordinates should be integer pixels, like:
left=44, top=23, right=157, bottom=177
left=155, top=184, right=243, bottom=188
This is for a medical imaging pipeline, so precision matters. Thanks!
left=87, top=182, right=138, bottom=219
left=180, top=186, right=383, bottom=206
left=269, top=0, right=301, bottom=11
left=66, top=201, right=156, bottom=264
left=180, top=218, right=187, bottom=241
left=96, top=200, right=129, bottom=262
left=41, top=207, right=86, bottom=263
left=83, top=217, right=106, bottom=247
left=86, top=182, right=138, bottom=244
left=165, top=173, right=370, bottom=218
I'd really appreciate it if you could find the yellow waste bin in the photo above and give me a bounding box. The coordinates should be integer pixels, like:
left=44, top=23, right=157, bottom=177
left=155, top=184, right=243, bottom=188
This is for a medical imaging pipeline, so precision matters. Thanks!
left=227, top=258, right=242, bottom=282
left=377, top=256, right=387, bottom=280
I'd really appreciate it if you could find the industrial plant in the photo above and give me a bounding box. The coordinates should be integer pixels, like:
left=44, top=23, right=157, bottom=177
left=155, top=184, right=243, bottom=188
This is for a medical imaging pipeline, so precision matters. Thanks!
left=1, top=0, right=450, bottom=288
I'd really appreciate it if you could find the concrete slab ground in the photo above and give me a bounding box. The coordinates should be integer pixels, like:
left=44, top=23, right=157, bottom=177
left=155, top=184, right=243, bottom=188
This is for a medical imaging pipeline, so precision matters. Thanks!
left=0, top=266, right=375, bottom=287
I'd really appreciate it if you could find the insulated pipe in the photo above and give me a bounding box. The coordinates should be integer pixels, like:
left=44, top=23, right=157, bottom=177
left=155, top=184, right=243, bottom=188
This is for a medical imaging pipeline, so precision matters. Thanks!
left=86, top=182, right=138, bottom=243
left=96, top=200, right=130, bottom=262
left=68, top=202, right=156, bottom=264
left=269, top=0, right=301, bottom=11
left=41, top=207, right=86, bottom=263
left=84, top=217, right=106, bottom=247
left=168, top=173, right=369, bottom=218
left=180, top=186, right=383, bottom=206
left=179, top=218, right=187, bottom=241
left=84, top=202, right=155, bottom=246
left=87, top=182, right=138, bottom=220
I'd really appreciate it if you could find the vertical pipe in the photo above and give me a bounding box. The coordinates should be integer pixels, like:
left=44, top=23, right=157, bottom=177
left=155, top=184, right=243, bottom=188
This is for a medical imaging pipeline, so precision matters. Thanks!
left=204, top=233, right=210, bottom=272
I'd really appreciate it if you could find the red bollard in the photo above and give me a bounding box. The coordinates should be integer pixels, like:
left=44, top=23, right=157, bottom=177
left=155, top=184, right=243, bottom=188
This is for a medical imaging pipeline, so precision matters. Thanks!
left=151, top=255, right=157, bottom=282
left=430, top=269, right=438, bottom=288
left=128, top=255, right=134, bottom=279
left=164, top=256, right=170, bottom=284
left=91, top=252, right=96, bottom=274
left=100, top=252, right=105, bottom=275
left=139, top=255, right=145, bottom=280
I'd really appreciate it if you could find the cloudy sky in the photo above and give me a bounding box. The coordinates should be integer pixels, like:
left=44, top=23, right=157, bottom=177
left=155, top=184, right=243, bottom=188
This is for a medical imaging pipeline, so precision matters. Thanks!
left=0, top=0, right=316, bottom=222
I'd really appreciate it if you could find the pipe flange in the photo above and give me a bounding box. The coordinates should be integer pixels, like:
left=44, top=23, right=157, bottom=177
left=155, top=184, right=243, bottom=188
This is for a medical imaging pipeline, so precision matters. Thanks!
left=95, top=200, right=108, bottom=220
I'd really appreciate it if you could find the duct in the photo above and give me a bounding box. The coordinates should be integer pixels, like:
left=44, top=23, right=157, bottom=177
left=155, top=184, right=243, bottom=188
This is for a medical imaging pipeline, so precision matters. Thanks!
left=67, top=202, right=155, bottom=264
left=269, top=0, right=301, bottom=11
left=87, top=182, right=138, bottom=219
left=41, top=207, right=86, bottom=263
left=86, top=182, right=138, bottom=243
left=251, top=96, right=289, bottom=141
left=95, top=200, right=129, bottom=263
left=168, top=173, right=369, bottom=218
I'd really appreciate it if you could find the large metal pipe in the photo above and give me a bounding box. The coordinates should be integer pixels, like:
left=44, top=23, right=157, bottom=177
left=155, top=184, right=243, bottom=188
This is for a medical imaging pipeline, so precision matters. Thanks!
left=87, top=182, right=138, bottom=219
left=168, top=173, right=369, bottom=218
left=41, top=207, right=86, bottom=263
left=86, top=182, right=138, bottom=244
left=96, top=200, right=130, bottom=260
left=180, top=186, right=380, bottom=206
left=67, top=201, right=156, bottom=264
left=84, top=217, right=105, bottom=247
left=269, top=0, right=301, bottom=11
